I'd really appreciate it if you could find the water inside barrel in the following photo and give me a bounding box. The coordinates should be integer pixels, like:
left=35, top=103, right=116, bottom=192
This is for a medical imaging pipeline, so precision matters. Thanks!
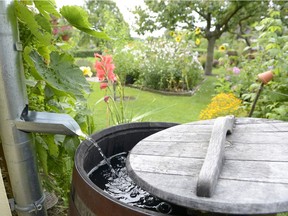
left=80, top=134, right=118, bottom=177
left=88, top=152, right=188, bottom=215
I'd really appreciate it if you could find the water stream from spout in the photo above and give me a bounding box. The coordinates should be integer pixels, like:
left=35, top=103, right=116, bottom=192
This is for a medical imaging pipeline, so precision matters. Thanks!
left=78, top=132, right=118, bottom=178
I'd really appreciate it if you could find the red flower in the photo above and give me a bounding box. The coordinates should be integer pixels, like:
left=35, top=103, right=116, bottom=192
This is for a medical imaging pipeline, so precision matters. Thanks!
left=103, top=55, right=113, bottom=65
left=94, top=53, right=116, bottom=83
left=95, top=61, right=106, bottom=81
left=100, top=82, right=108, bottom=89
left=104, top=96, right=109, bottom=103
left=94, top=53, right=102, bottom=60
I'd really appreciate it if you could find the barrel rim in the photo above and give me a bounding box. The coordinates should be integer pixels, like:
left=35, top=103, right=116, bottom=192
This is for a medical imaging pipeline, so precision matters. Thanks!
left=73, top=122, right=179, bottom=216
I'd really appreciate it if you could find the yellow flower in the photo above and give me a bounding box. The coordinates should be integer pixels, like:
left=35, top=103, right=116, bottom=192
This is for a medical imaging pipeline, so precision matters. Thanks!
left=170, top=31, right=176, bottom=37
left=175, top=35, right=182, bottom=43
left=195, top=27, right=201, bottom=35
left=195, top=38, right=201, bottom=46
left=199, top=93, right=242, bottom=120
left=219, top=45, right=226, bottom=51
left=80, top=66, right=93, bottom=77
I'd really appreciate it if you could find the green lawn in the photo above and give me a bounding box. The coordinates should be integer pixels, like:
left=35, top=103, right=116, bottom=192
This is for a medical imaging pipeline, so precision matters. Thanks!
left=87, top=76, right=216, bottom=132
left=86, top=74, right=288, bottom=216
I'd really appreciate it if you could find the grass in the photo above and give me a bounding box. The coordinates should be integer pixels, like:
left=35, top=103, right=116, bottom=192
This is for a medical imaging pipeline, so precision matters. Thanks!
left=85, top=75, right=288, bottom=216
left=87, top=76, right=217, bottom=132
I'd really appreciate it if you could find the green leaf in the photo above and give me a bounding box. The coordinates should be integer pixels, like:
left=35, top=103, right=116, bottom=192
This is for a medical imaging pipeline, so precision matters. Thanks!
left=274, top=105, right=287, bottom=116
left=15, top=2, right=51, bottom=46
left=37, top=46, right=51, bottom=63
left=60, top=6, right=91, bottom=28
left=265, top=43, right=279, bottom=50
left=33, top=0, right=60, bottom=19
left=60, top=6, right=110, bottom=39
left=63, top=136, right=79, bottom=156
left=282, top=42, right=288, bottom=51
left=267, top=25, right=282, bottom=33
left=35, top=136, right=48, bottom=174
left=30, top=51, right=91, bottom=100
left=35, top=14, right=51, bottom=33
left=44, top=85, right=55, bottom=99
left=20, top=0, right=33, bottom=5
left=255, top=25, right=265, bottom=31
left=46, top=135, right=59, bottom=157
left=267, top=48, right=281, bottom=57
left=23, top=46, right=34, bottom=67
left=269, top=10, right=280, bottom=18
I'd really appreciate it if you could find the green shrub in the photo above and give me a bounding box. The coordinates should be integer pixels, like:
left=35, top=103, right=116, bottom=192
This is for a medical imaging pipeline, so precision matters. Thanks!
left=214, top=50, right=225, bottom=60
left=73, top=50, right=99, bottom=58
left=113, top=46, right=142, bottom=85
left=198, top=54, right=207, bottom=69
left=138, top=35, right=204, bottom=91
left=216, top=10, right=288, bottom=121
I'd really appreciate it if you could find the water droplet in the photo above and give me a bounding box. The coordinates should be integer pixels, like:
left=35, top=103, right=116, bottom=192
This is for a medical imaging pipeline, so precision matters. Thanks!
left=84, top=135, right=118, bottom=177
left=156, top=202, right=172, bottom=214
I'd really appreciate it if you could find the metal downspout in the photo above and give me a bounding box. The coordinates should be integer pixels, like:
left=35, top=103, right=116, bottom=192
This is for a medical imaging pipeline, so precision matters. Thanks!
left=0, top=1, right=47, bottom=215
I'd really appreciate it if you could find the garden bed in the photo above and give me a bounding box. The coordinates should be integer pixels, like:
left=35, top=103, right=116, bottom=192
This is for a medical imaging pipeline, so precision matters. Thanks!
left=127, top=78, right=206, bottom=97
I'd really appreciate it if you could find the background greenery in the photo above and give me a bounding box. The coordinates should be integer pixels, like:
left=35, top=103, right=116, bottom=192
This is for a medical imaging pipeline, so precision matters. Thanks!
left=1, top=1, right=286, bottom=215
left=88, top=76, right=216, bottom=131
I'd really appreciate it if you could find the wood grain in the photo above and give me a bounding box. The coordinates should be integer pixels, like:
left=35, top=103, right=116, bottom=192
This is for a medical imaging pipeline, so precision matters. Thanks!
left=127, top=117, right=288, bottom=214
left=196, top=116, right=235, bottom=197
left=0, top=168, right=12, bottom=216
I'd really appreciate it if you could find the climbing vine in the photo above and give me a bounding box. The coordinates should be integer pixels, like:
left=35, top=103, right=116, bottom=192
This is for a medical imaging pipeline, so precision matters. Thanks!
left=15, top=0, right=109, bottom=203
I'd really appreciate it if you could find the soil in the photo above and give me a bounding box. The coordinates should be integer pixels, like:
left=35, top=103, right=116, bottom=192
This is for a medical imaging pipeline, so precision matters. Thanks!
left=47, top=201, right=68, bottom=216
left=0, top=154, right=68, bottom=216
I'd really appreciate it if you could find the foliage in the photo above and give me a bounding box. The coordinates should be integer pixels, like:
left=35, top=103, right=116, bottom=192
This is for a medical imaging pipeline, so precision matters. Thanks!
left=215, top=9, right=288, bottom=121
left=112, top=41, right=144, bottom=85
left=88, top=76, right=217, bottom=130
left=100, top=31, right=204, bottom=92
left=61, top=6, right=109, bottom=40
left=137, top=34, right=204, bottom=91
left=78, top=0, right=130, bottom=50
left=94, top=54, right=124, bottom=125
left=199, top=93, right=242, bottom=120
left=16, top=1, right=107, bottom=203
left=76, top=0, right=133, bottom=84
left=74, top=50, right=98, bottom=58
left=134, top=0, right=269, bottom=75
left=94, top=53, right=144, bottom=126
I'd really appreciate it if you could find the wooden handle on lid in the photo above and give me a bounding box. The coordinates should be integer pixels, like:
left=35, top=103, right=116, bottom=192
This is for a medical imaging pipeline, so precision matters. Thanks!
left=196, top=116, right=235, bottom=197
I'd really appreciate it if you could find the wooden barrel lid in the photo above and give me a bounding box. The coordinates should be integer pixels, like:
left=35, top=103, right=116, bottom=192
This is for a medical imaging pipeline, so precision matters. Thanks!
left=126, top=117, right=288, bottom=214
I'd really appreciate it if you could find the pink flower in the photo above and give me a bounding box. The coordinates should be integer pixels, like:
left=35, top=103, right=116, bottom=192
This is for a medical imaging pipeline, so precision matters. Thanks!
left=233, top=67, right=241, bottom=75
left=100, top=82, right=108, bottom=89
left=94, top=53, right=116, bottom=83
left=104, top=96, right=109, bottom=103
left=52, top=27, right=58, bottom=35
left=95, top=61, right=106, bottom=81
left=102, top=55, right=113, bottom=65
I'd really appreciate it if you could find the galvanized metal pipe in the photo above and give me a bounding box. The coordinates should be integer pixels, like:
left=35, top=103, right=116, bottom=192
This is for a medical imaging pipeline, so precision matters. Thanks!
left=0, top=1, right=46, bottom=215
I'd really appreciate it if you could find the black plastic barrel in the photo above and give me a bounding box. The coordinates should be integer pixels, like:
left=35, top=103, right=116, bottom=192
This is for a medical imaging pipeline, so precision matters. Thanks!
left=69, top=122, right=179, bottom=216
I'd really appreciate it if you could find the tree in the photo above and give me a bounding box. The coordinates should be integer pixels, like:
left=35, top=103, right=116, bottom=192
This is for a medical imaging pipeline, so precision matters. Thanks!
left=134, top=0, right=269, bottom=75
left=78, top=0, right=131, bottom=50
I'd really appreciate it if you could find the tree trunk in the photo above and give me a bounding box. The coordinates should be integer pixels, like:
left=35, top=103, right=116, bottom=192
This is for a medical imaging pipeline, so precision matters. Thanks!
left=204, top=36, right=216, bottom=76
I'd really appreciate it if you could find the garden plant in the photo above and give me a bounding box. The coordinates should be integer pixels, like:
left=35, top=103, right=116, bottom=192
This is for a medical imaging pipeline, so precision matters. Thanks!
left=14, top=1, right=109, bottom=204
left=1, top=1, right=287, bottom=216
left=215, top=9, right=288, bottom=121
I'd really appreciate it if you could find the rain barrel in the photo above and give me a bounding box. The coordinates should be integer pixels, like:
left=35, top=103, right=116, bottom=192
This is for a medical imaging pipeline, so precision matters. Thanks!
left=69, top=122, right=179, bottom=216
